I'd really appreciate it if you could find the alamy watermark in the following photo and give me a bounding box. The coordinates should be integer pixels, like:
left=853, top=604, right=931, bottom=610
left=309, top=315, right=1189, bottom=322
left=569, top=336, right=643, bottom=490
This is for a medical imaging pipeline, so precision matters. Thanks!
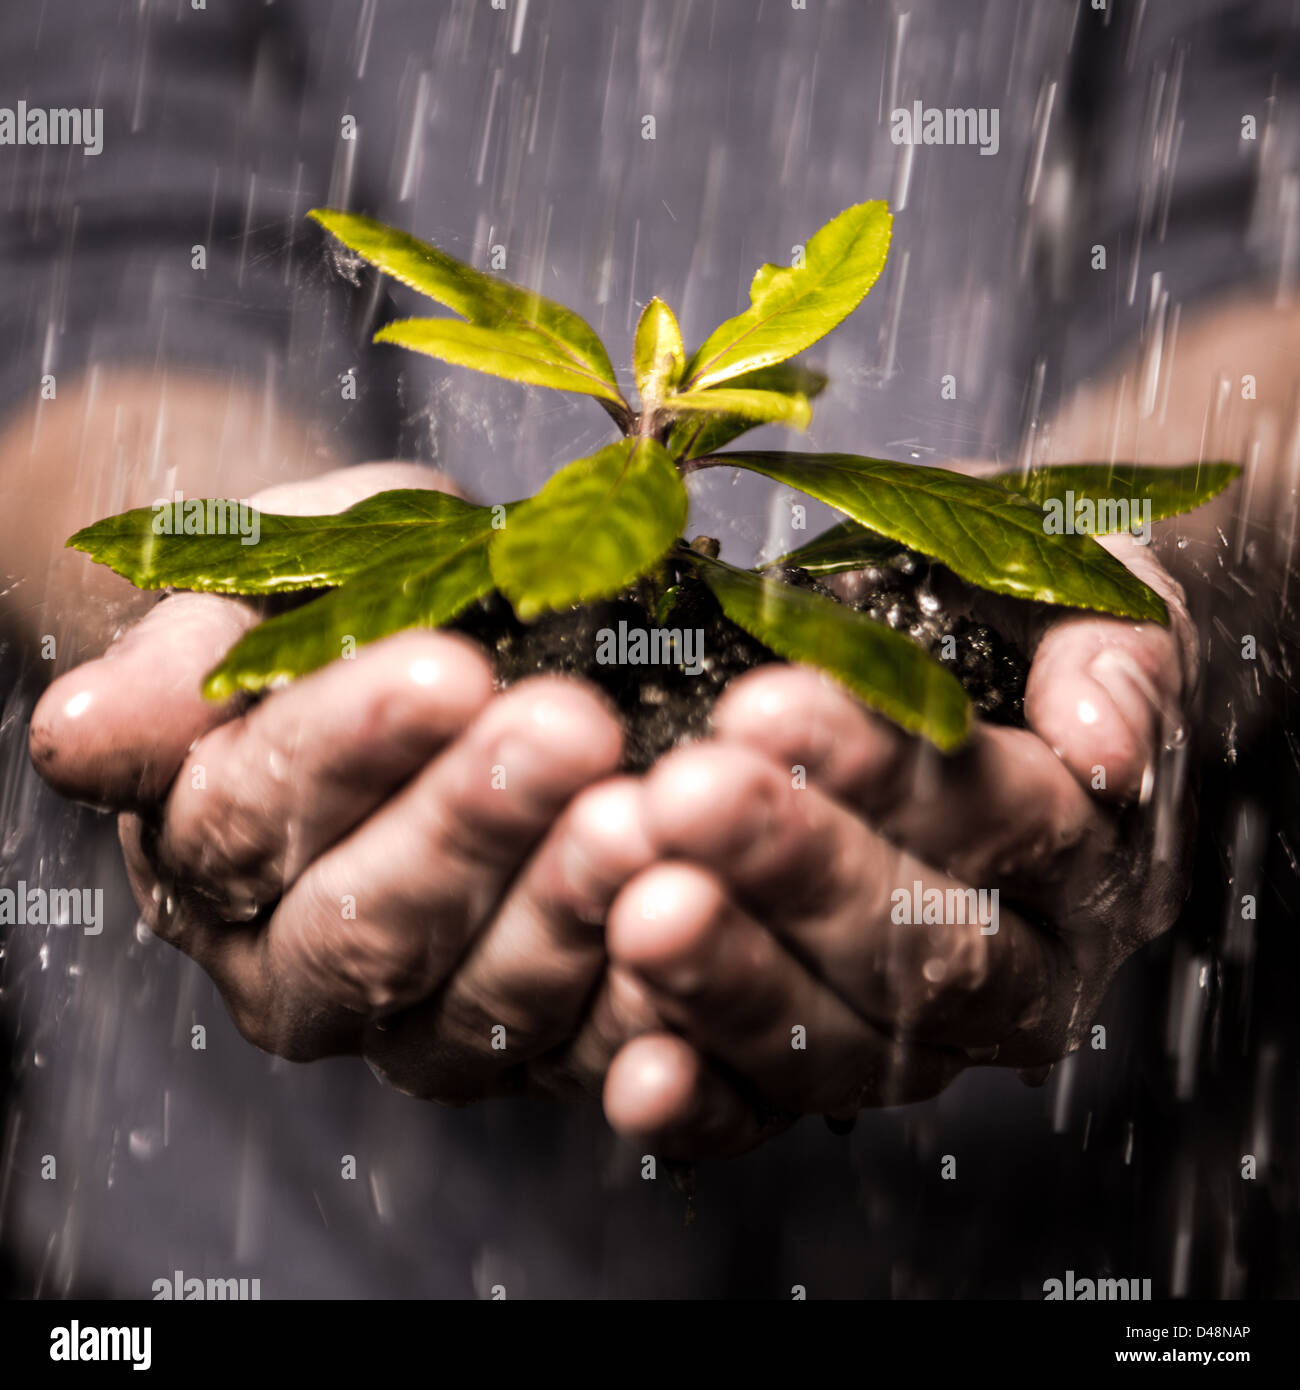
left=1043, top=492, right=1152, bottom=545
left=595, top=620, right=705, bottom=676
left=889, top=101, right=999, bottom=156
left=49, top=1322, right=150, bottom=1371
left=0, top=101, right=103, bottom=156
left=890, top=880, right=999, bottom=936
left=1043, top=1270, right=1152, bottom=1300
left=153, top=491, right=261, bottom=545
left=0, top=882, right=102, bottom=934
left=152, top=1270, right=261, bottom=1300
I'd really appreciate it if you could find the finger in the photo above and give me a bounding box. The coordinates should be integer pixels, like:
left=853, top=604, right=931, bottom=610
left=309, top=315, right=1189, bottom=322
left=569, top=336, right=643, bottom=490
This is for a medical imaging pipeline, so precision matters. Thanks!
left=268, top=677, right=624, bottom=1015
left=712, top=665, right=1107, bottom=905
left=1023, top=535, right=1195, bottom=804
left=155, top=630, right=494, bottom=915
left=248, top=460, right=468, bottom=512
left=603, top=1033, right=779, bottom=1160
left=29, top=592, right=257, bottom=807
left=363, top=777, right=657, bottom=1101
left=640, top=743, right=1071, bottom=1054
left=609, top=862, right=968, bottom=1112
left=29, top=461, right=463, bottom=810
left=119, top=812, right=363, bottom=1060
left=533, top=963, right=668, bottom=1101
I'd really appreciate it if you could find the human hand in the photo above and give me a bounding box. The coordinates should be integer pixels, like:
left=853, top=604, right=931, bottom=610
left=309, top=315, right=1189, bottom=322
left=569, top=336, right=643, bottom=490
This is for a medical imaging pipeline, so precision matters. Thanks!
left=28, top=463, right=659, bottom=1102
left=598, top=533, right=1197, bottom=1155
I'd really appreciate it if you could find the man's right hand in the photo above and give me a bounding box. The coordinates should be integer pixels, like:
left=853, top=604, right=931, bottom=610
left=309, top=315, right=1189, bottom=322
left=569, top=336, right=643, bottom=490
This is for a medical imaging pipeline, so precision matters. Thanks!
left=28, top=464, right=657, bottom=1103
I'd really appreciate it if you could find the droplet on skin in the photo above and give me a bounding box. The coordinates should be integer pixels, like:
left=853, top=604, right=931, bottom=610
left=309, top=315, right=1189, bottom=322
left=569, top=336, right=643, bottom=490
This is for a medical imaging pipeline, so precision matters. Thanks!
left=922, top=957, right=947, bottom=983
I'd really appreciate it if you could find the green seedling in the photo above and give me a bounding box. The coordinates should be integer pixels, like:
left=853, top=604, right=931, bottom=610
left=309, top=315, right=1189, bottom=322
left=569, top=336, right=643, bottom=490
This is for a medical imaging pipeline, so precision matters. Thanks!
left=69, top=201, right=1238, bottom=751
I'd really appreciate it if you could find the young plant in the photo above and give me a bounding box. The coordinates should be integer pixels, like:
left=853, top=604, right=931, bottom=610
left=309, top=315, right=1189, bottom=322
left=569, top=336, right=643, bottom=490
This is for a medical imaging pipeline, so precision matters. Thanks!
left=69, top=202, right=1238, bottom=751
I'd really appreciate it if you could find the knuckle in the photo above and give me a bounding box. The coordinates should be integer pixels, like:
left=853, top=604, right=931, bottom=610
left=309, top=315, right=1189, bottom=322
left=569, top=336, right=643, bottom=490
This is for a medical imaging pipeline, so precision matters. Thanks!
left=286, top=908, right=433, bottom=1016
left=444, top=973, right=545, bottom=1054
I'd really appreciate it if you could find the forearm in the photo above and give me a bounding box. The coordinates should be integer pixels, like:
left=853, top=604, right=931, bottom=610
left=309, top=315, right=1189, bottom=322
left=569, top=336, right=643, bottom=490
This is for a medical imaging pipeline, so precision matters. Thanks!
left=0, top=370, right=337, bottom=662
left=1045, top=295, right=1300, bottom=559
left=1044, top=295, right=1300, bottom=750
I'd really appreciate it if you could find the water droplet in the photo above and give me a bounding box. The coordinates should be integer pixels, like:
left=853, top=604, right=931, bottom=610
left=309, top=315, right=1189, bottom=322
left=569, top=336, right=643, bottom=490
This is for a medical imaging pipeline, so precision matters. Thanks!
left=129, top=1128, right=161, bottom=1161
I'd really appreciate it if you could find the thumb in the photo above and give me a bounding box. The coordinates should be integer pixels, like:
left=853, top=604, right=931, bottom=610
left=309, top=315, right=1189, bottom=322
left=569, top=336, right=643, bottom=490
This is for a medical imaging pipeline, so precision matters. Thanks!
left=1023, top=533, right=1196, bottom=803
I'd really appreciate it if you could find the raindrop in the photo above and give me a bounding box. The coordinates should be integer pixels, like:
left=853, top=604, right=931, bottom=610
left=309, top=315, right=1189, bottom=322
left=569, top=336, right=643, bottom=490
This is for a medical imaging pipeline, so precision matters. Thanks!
left=128, top=1128, right=161, bottom=1161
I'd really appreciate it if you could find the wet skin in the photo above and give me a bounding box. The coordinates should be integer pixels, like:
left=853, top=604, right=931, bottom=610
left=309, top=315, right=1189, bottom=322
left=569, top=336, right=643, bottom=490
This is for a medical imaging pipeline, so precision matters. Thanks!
left=30, top=462, right=1196, bottom=1158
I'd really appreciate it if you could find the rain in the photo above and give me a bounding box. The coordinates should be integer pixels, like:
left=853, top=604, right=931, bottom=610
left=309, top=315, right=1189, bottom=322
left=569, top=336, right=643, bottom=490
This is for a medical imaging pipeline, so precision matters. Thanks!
left=0, top=0, right=1297, bottom=1317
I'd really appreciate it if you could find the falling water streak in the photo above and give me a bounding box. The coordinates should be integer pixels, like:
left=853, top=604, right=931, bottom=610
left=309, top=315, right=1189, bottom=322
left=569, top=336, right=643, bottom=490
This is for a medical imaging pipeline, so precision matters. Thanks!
left=1123, top=0, right=1147, bottom=67
left=1171, top=1169, right=1196, bottom=1297
left=1155, top=116, right=1184, bottom=242
left=397, top=71, right=430, bottom=204
left=1016, top=357, right=1047, bottom=474
left=1022, top=79, right=1056, bottom=209
left=625, top=217, right=641, bottom=334
left=1169, top=950, right=1210, bottom=1101
left=890, top=136, right=914, bottom=214
left=1277, top=172, right=1298, bottom=302
left=1249, top=1043, right=1279, bottom=1172
left=355, top=0, right=378, bottom=79
left=526, top=31, right=548, bottom=156
left=1233, top=436, right=1264, bottom=567
left=779, top=76, right=811, bottom=189
left=509, top=0, right=530, bottom=56
left=1050, top=1052, right=1076, bottom=1134
left=1126, top=44, right=1185, bottom=306
left=1154, top=301, right=1180, bottom=426
left=1138, top=272, right=1167, bottom=420
left=326, top=121, right=357, bottom=211
left=873, top=247, right=909, bottom=380
left=878, top=8, right=908, bottom=125
left=369, top=1167, right=392, bottom=1224
left=1274, top=397, right=1300, bottom=602
left=474, top=66, right=502, bottom=188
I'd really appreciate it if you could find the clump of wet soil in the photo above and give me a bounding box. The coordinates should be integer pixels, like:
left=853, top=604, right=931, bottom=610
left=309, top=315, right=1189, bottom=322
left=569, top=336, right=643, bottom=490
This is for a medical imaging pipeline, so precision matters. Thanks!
left=452, top=548, right=1028, bottom=771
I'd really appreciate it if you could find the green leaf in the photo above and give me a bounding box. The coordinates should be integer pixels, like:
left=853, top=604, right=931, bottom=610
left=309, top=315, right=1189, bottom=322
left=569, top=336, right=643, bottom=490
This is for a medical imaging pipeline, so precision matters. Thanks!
left=310, top=209, right=625, bottom=411
left=655, top=583, right=685, bottom=625
left=375, top=318, right=624, bottom=404
left=681, top=550, right=970, bottom=752
left=633, top=297, right=685, bottom=404
left=490, top=438, right=687, bottom=621
left=681, top=201, right=891, bottom=390
left=66, top=490, right=495, bottom=595
left=712, top=453, right=1169, bottom=622
left=989, top=461, right=1241, bottom=527
left=667, top=363, right=828, bottom=461
left=664, top=387, right=811, bottom=432
left=763, top=519, right=902, bottom=575
left=202, top=506, right=502, bottom=699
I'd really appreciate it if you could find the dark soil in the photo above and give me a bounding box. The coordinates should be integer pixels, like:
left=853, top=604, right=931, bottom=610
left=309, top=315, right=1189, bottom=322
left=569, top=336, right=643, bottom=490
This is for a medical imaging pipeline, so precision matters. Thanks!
left=452, top=547, right=1028, bottom=771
